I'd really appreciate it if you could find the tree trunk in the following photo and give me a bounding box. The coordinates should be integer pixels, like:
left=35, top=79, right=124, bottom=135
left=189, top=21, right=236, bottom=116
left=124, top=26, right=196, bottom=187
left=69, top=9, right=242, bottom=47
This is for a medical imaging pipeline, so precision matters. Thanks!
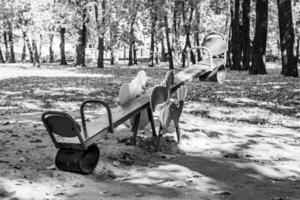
left=296, top=39, right=299, bottom=66
left=75, top=8, right=87, bottom=67
left=164, top=15, right=174, bottom=70
left=110, top=28, right=114, bottom=65
left=173, top=0, right=182, bottom=65
left=155, top=43, right=159, bottom=64
left=161, top=34, right=167, bottom=62
left=242, top=0, right=250, bottom=70
left=39, top=34, right=42, bottom=63
left=149, top=10, right=157, bottom=67
left=96, top=0, right=105, bottom=68
left=49, top=34, right=54, bottom=63
left=231, top=0, right=242, bottom=70
left=277, top=0, right=298, bottom=77
left=21, top=33, right=26, bottom=62
left=3, top=32, right=9, bottom=62
left=128, top=43, right=133, bottom=66
left=32, top=39, right=40, bottom=67
left=0, top=47, right=4, bottom=63
left=7, top=22, right=15, bottom=63
left=133, top=42, right=137, bottom=65
left=110, top=50, right=114, bottom=65
left=23, top=32, right=33, bottom=63
left=59, top=28, right=67, bottom=65
left=182, top=2, right=195, bottom=67
left=128, top=14, right=136, bottom=66
left=195, top=4, right=201, bottom=62
left=249, top=0, right=268, bottom=75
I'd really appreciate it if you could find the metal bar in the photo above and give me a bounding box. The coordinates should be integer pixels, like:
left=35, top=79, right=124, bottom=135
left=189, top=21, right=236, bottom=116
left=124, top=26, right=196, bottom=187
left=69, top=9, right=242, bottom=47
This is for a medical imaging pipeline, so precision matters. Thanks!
left=187, top=46, right=213, bottom=68
left=132, top=112, right=141, bottom=145
left=80, top=99, right=114, bottom=140
left=147, top=106, right=157, bottom=137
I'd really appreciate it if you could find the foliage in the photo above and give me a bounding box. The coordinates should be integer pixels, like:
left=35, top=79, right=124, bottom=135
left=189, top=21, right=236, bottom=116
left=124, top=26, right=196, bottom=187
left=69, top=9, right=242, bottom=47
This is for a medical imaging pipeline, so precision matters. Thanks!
left=0, top=0, right=299, bottom=67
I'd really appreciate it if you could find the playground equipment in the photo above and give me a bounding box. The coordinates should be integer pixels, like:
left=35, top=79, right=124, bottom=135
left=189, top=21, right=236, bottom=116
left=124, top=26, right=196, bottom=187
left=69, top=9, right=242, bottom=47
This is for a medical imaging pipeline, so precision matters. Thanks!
left=150, top=71, right=187, bottom=147
left=42, top=71, right=156, bottom=174
left=41, top=32, right=227, bottom=174
left=173, top=32, right=227, bottom=91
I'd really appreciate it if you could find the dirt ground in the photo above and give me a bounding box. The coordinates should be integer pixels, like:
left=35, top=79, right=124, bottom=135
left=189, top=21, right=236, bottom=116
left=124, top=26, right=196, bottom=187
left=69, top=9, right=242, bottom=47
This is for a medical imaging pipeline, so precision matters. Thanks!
left=0, top=63, right=299, bottom=200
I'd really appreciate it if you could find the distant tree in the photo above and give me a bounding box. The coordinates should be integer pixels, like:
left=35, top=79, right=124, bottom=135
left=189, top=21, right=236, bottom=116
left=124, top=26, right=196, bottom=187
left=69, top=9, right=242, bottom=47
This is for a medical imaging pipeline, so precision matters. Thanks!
left=164, top=14, right=174, bottom=69
left=32, top=39, right=40, bottom=67
left=0, top=46, right=4, bottom=63
left=182, top=1, right=196, bottom=67
left=249, top=0, right=268, bottom=75
left=60, top=28, right=67, bottom=65
left=231, top=0, right=242, bottom=70
left=194, top=3, right=201, bottom=62
left=95, top=0, right=106, bottom=68
left=7, top=21, right=15, bottom=63
left=3, top=31, right=9, bottom=62
left=75, top=5, right=87, bottom=67
left=242, top=0, right=250, bottom=70
left=149, top=0, right=158, bottom=67
left=48, top=34, right=54, bottom=63
left=160, top=33, right=167, bottom=62
left=277, top=0, right=298, bottom=77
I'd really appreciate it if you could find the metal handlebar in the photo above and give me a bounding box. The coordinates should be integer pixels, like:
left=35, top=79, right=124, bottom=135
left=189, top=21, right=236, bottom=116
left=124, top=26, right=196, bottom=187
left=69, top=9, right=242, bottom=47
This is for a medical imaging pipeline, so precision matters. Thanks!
left=187, top=46, right=213, bottom=68
left=80, top=100, right=114, bottom=139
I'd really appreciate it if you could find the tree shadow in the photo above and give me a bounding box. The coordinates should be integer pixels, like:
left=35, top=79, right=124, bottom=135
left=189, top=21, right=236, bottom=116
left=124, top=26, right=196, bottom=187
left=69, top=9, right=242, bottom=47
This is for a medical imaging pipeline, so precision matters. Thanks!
left=167, top=155, right=300, bottom=200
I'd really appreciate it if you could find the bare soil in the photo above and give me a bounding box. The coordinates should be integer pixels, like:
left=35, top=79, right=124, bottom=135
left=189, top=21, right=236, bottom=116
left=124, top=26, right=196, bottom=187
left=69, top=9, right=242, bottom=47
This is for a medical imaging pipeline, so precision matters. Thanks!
left=0, top=63, right=299, bottom=200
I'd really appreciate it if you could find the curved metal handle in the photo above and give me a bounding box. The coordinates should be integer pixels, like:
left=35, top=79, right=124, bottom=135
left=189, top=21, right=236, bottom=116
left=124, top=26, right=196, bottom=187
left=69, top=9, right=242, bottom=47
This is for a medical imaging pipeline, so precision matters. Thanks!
left=203, top=32, right=225, bottom=41
left=80, top=100, right=114, bottom=139
left=187, top=46, right=213, bottom=68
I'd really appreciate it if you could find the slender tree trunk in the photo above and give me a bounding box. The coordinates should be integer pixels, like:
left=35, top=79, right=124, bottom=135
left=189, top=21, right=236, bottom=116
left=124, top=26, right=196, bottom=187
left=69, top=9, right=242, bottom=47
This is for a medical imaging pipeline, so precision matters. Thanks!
left=49, top=34, right=54, bottom=63
left=123, top=46, right=126, bottom=62
left=75, top=8, right=87, bottom=67
left=182, top=2, right=195, bottom=67
left=0, top=47, right=4, bottom=63
left=110, top=50, right=114, bottom=65
left=231, top=0, right=242, bottom=70
left=242, top=0, right=250, bottom=70
left=277, top=0, right=298, bottom=77
left=296, top=39, right=299, bottom=65
left=110, top=28, right=114, bottom=65
left=3, top=32, right=9, bottom=62
left=249, top=0, right=268, bottom=75
left=128, top=15, right=136, bottom=66
left=60, top=28, right=67, bottom=65
left=32, top=39, right=40, bottom=67
left=128, top=43, right=133, bottom=66
left=98, top=37, right=104, bottom=67
left=155, top=43, right=159, bottom=64
left=39, top=34, right=42, bottom=63
left=161, top=34, right=167, bottom=62
left=21, top=32, right=26, bottom=62
left=227, top=24, right=233, bottom=68
left=149, top=9, right=157, bottom=67
left=96, top=0, right=105, bottom=68
left=195, top=4, right=201, bottom=62
left=173, top=0, right=181, bottom=65
left=23, top=32, right=33, bottom=63
left=133, top=41, right=137, bottom=64
left=7, top=22, right=15, bottom=63
left=164, top=15, right=174, bottom=69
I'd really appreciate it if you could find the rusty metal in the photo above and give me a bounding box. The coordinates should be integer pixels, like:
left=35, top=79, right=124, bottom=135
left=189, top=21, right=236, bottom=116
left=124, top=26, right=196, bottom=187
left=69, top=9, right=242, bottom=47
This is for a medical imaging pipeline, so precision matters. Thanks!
left=55, top=144, right=100, bottom=174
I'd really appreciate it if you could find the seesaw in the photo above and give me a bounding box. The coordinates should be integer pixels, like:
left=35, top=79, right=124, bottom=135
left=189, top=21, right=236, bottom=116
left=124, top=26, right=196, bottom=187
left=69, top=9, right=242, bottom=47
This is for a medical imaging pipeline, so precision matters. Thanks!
left=172, top=32, right=227, bottom=92
left=41, top=32, right=227, bottom=174
left=41, top=70, right=157, bottom=174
